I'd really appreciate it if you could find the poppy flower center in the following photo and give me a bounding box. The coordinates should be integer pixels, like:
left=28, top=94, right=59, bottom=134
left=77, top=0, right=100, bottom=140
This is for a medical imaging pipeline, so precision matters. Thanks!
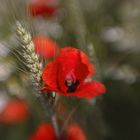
left=65, top=70, right=79, bottom=93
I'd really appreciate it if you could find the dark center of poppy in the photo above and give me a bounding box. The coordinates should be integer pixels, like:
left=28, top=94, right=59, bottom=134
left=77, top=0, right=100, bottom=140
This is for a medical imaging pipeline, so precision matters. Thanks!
left=65, top=71, right=79, bottom=92
left=65, top=79, right=79, bottom=92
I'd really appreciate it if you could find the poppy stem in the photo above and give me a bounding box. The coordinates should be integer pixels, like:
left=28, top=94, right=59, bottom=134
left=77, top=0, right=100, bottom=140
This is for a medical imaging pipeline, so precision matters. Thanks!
left=36, top=92, right=60, bottom=138
left=51, top=111, right=60, bottom=138
left=60, top=103, right=80, bottom=136
left=43, top=91, right=60, bottom=138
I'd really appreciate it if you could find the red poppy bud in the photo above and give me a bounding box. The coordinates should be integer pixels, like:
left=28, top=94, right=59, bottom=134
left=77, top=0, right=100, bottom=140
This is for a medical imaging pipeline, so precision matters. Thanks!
left=0, top=99, right=29, bottom=124
left=33, top=36, right=59, bottom=59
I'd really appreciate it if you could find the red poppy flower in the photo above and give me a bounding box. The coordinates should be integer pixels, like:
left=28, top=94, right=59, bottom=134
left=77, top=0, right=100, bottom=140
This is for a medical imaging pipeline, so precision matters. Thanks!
left=0, top=99, right=29, bottom=124
left=28, top=0, right=59, bottom=17
left=29, top=123, right=87, bottom=140
left=41, top=47, right=106, bottom=99
left=33, top=36, right=59, bottom=59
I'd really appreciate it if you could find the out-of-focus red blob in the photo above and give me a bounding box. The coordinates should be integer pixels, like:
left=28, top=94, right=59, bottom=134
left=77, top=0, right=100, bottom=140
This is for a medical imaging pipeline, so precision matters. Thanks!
left=29, top=123, right=87, bottom=140
left=33, top=36, right=59, bottom=59
left=28, top=0, right=59, bottom=17
left=0, top=99, right=29, bottom=124
left=29, top=123, right=56, bottom=140
left=66, top=124, right=86, bottom=140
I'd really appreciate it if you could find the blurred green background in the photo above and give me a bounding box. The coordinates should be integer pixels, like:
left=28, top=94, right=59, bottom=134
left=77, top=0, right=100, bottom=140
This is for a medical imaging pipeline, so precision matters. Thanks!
left=0, top=0, right=140, bottom=140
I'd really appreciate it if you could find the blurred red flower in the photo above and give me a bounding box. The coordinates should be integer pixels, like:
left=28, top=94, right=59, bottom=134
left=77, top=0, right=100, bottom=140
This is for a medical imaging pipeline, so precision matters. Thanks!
left=28, top=0, right=59, bottom=17
left=41, top=47, right=106, bottom=98
left=0, top=99, right=29, bottom=124
left=29, top=123, right=56, bottom=140
left=29, top=123, right=87, bottom=140
left=66, top=124, right=86, bottom=140
left=33, top=36, right=59, bottom=59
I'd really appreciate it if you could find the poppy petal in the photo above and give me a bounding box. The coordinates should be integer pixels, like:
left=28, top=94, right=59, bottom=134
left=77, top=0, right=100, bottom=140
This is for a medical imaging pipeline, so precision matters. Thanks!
left=58, top=47, right=95, bottom=81
left=74, top=81, right=106, bottom=99
left=75, top=48, right=95, bottom=79
left=42, top=59, right=58, bottom=90
left=42, top=60, right=68, bottom=93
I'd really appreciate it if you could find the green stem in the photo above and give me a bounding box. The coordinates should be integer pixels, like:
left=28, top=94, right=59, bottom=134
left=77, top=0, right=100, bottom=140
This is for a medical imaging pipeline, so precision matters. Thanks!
left=36, top=92, right=60, bottom=138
